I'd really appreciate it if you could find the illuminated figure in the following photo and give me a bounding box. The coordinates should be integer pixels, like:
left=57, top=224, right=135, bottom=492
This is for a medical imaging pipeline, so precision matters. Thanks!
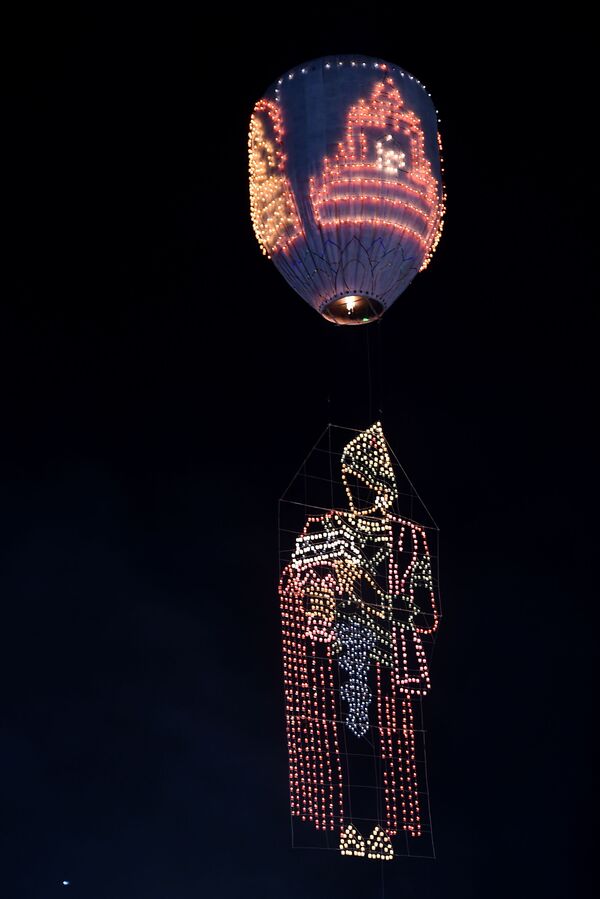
left=279, top=423, right=439, bottom=859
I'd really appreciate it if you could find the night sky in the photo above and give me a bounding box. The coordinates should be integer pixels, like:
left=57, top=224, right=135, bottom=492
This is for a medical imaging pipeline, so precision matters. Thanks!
left=2, top=9, right=597, bottom=898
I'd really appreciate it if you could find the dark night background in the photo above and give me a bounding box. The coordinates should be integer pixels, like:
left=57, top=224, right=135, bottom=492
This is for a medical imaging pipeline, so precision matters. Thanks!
left=1, top=8, right=597, bottom=898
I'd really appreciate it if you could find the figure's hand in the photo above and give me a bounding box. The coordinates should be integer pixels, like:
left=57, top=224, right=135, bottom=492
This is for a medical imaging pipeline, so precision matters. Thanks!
left=288, top=557, right=360, bottom=641
left=305, top=583, right=337, bottom=642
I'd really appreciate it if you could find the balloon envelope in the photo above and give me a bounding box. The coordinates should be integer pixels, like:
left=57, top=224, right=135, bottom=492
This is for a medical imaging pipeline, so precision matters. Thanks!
left=249, top=54, right=445, bottom=324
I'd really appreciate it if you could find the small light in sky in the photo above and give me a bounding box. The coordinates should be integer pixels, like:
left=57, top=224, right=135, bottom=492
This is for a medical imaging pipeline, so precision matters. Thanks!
left=62, top=881, right=70, bottom=887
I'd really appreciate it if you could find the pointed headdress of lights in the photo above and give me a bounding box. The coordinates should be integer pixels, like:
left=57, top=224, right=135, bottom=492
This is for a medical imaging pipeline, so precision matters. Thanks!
left=341, top=421, right=398, bottom=510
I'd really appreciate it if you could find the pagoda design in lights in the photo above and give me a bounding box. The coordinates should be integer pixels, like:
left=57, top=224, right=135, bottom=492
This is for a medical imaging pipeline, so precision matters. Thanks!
left=279, top=423, right=440, bottom=859
left=309, top=78, right=443, bottom=272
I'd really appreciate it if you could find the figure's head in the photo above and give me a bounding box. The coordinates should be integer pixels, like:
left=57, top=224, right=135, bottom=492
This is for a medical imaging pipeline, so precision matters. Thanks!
left=341, top=422, right=398, bottom=514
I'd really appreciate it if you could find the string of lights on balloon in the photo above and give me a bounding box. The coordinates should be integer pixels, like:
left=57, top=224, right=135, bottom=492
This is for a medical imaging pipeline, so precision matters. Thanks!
left=278, top=423, right=440, bottom=857
left=248, top=98, right=303, bottom=256
left=309, top=78, right=444, bottom=272
left=249, top=77, right=445, bottom=265
left=249, top=57, right=446, bottom=322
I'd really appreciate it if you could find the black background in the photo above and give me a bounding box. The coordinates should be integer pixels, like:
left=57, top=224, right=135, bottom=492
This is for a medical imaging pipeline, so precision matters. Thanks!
left=2, top=7, right=597, bottom=898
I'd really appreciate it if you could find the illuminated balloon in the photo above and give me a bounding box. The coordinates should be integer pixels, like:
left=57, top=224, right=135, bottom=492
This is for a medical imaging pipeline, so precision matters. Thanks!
left=249, top=55, right=445, bottom=324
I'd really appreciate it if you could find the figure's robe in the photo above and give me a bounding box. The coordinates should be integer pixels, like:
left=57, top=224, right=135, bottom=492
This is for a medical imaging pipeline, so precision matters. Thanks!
left=279, top=511, right=438, bottom=836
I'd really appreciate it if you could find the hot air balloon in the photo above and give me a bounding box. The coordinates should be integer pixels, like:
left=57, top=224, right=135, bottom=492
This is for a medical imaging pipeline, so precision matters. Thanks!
left=249, top=54, right=445, bottom=324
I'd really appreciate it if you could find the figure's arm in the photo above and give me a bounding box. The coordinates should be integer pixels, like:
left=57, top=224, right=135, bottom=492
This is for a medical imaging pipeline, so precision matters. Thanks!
left=398, top=524, right=439, bottom=634
left=283, top=514, right=360, bottom=641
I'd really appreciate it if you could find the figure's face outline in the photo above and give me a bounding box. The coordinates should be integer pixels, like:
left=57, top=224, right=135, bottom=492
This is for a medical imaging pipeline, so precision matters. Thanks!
left=342, top=468, right=392, bottom=516
left=340, top=423, right=399, bottom=515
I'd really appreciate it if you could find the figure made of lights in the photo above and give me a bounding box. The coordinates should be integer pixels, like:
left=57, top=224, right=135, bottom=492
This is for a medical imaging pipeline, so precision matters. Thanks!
left=279, top=423, right=439, bottom=860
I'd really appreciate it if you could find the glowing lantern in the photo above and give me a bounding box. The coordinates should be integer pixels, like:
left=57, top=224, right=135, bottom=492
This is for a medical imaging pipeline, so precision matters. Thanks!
left=249, top=55, right=445, bottom=324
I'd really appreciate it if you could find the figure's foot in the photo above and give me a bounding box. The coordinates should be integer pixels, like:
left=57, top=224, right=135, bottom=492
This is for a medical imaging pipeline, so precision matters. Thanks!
left=340, top=823, right=366, bottom=858
left=366, top=825, right=394, bottom=860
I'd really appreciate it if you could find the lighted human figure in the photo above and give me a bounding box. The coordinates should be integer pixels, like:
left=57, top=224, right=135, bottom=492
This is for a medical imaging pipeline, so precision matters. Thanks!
left=279, top=423, right=439, bottom=860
